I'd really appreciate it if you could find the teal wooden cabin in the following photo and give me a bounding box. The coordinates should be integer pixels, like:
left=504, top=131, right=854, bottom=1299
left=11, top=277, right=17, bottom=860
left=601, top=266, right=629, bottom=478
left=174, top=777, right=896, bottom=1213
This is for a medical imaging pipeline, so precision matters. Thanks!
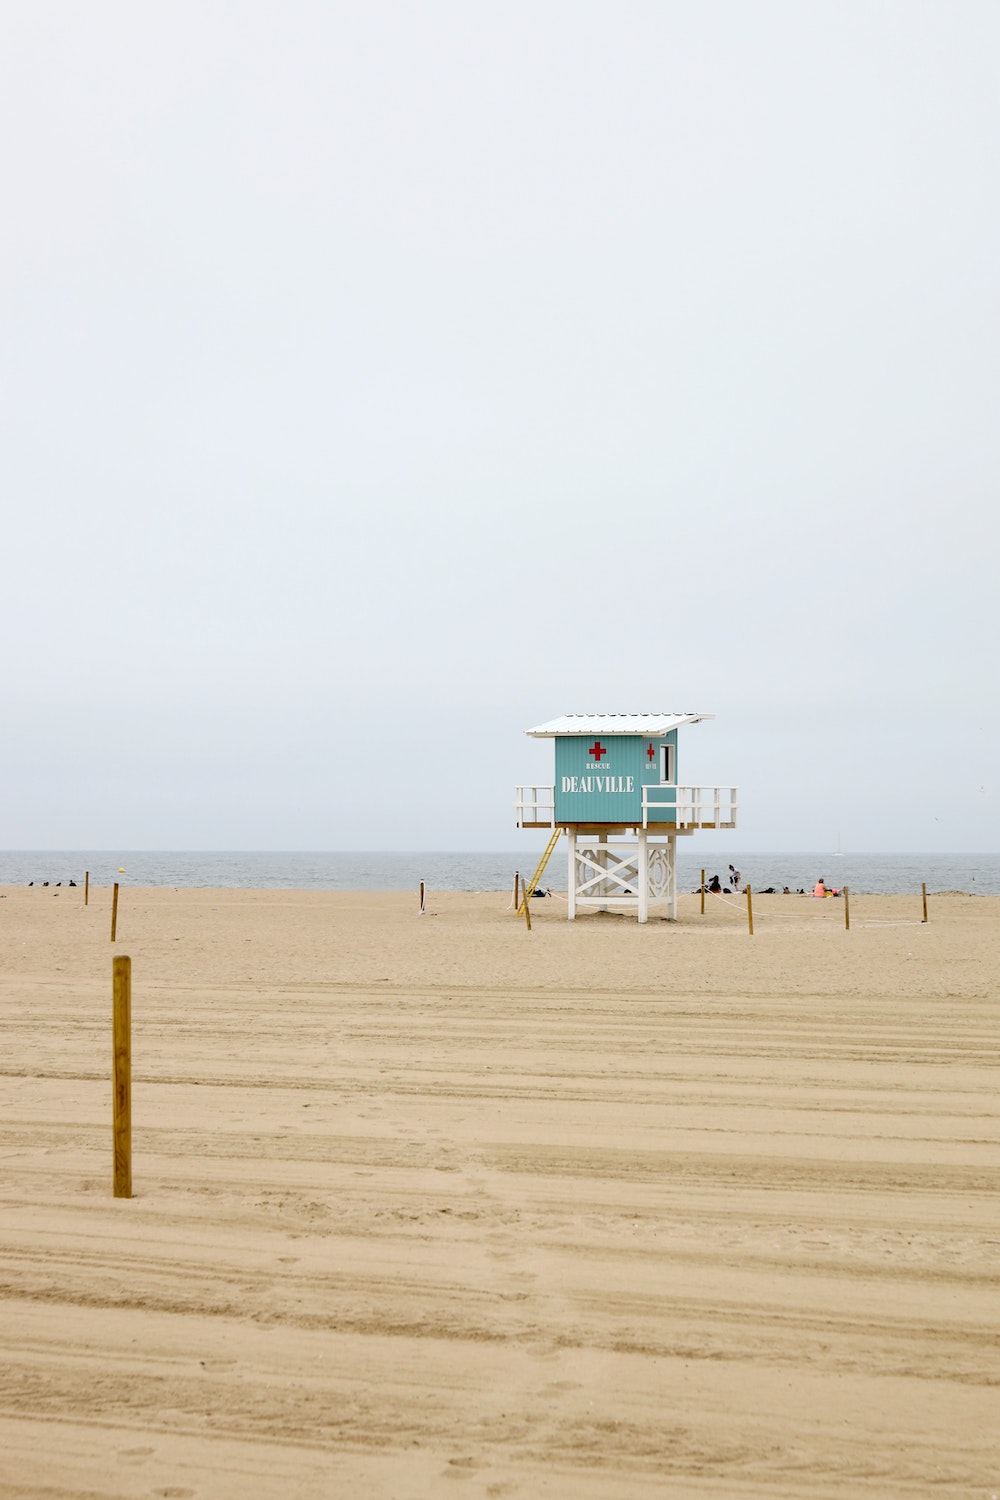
left=515, top=712, right=737, bottom=922
left=553, top=727, right=679, bottom=828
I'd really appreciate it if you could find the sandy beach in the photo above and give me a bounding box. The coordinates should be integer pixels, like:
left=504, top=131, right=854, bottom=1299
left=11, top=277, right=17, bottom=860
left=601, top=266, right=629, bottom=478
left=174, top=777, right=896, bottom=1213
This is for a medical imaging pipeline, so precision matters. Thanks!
left=1, top=883, right=997, bottom=1499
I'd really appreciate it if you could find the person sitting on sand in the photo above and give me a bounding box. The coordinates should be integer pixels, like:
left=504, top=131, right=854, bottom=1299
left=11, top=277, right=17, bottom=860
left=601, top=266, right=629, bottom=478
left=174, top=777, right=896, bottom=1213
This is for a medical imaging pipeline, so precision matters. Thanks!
left=813, top=879, right=827, bottom=898
left=708, top=875, right=722, bottom=894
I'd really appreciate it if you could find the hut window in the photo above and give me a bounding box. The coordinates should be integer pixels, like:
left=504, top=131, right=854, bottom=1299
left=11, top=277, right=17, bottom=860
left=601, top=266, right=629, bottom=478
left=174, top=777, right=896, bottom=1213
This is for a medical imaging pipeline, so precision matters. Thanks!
left=659, top=744, right=675, bottom=783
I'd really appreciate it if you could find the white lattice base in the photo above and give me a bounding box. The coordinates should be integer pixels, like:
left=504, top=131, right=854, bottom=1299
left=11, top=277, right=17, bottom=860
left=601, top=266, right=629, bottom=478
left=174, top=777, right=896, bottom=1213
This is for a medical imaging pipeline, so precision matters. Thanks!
left=566, top=831, right=677, bottom=923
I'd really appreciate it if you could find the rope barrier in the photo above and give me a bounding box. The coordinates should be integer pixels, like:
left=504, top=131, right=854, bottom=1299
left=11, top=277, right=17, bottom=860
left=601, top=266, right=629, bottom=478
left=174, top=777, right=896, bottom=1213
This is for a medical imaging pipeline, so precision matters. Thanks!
left=704, top=890, right=837, bottom=929
left=854, top=920, right=924, bottom=928
left=505, top=885, right=927, bottom=928
left=707, top=891, right=748, bottom=913
left=704, top=892, right=924, bottom=931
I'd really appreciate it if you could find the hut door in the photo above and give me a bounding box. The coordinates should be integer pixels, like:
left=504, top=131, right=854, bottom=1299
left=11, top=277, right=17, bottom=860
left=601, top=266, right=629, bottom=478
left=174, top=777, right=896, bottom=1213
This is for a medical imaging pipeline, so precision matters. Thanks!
left=659, top=744, right=675, bottom=783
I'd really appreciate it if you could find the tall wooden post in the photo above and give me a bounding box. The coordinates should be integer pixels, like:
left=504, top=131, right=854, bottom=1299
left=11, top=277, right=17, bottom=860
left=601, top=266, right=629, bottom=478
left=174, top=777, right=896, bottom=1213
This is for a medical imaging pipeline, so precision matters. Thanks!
left=844, top=885, right=850, bottom=930
left=84, top=871, right=89, bottom=906
left=921, top=882, right=928, bottom=923
left=418, top=880, right=425, bottom=914
left=700, top=868, right=705, bottom=915
left=110, top=882, right=119, bottom=942
left=746, top=883, right=754, bottom=937
left=112, top=956, right=132, bottom=1198
left=513, top=871, right=520, bottom=908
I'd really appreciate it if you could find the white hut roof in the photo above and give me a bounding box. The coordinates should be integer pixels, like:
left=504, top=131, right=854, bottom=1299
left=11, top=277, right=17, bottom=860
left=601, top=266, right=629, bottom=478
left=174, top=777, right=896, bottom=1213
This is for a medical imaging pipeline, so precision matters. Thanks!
left=525, top=712, right=714, bottom=738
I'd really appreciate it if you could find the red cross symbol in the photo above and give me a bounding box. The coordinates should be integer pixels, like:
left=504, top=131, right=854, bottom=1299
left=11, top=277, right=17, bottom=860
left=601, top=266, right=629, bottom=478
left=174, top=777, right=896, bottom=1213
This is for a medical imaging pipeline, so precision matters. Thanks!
left=647, top=743, right=655, bottom=762
left=588, top=740, right=607, bottom=762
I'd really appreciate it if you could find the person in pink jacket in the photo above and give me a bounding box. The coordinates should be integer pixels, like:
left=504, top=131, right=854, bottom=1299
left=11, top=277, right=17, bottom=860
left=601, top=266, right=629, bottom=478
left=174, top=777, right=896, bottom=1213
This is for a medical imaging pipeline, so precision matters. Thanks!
left=813, top=878, right=827, bottom=898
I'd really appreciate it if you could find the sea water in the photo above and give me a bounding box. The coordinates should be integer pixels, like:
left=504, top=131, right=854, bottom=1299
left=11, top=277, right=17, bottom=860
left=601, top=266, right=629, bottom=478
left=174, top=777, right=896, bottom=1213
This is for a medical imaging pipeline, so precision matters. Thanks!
left=1, top=849, right=998, bottom=895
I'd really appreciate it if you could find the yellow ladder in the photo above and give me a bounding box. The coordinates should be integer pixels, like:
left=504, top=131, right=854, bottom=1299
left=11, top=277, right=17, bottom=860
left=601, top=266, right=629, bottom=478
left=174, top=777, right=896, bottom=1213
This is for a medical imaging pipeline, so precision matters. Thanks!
left=517, top=827, right=562, bottom=915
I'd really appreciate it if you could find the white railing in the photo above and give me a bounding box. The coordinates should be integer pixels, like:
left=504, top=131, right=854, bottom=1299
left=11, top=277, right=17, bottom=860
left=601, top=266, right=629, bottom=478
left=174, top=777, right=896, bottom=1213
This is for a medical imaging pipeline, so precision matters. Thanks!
left=516, top=783, right=737, bottom=829
left=642, top=784, right=738, bottom=828
left=515, top=785, right=555, bottom=827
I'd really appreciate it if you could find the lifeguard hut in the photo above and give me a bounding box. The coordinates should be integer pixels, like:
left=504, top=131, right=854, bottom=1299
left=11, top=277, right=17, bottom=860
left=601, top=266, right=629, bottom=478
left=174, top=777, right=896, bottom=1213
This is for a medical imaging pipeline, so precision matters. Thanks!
left=515, top=713, right=737, bottom=922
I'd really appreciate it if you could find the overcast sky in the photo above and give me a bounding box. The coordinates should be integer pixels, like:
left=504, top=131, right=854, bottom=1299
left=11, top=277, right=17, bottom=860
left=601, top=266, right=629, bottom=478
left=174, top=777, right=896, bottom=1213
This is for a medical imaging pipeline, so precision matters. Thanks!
left=2, top=1, right=997, bottom=852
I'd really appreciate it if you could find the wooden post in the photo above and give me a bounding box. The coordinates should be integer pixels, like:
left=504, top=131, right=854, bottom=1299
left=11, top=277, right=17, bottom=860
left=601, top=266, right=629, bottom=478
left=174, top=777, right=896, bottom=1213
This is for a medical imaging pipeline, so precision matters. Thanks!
left=110, top=882, right=119, bottom=942
left=418, top=880, right=425, bottom=914
left=84, top=871, right=89, bottom=906
left=523, top=890, right=532, bottom=931
left=746, top=883, right=754, bottom=937
left=700, top=868, right=705, bottom=915
left=513, top=871, right=520, bottom=908
left=922, top=882, right=928, bottom=923
left=112, top=955, right=132, bottom=1198
left=844, top=884, right=850, bottom=930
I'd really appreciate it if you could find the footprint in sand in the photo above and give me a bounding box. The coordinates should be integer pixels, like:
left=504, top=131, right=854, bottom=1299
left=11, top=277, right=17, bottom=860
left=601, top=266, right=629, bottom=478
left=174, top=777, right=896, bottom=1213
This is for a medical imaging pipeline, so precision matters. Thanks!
left=442, top=1455, right=482, bottom=1479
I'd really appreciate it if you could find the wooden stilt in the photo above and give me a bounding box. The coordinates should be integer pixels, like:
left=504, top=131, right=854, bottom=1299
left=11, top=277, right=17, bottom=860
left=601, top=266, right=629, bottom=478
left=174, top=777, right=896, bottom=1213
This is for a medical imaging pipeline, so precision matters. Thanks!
left=637, top=830, right=649, bottom=924
left=566, top=830, right=577, bottom=920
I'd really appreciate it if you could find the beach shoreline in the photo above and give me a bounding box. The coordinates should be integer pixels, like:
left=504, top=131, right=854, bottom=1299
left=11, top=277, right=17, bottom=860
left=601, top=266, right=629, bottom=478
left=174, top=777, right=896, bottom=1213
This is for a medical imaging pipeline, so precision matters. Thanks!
left=3, top=846, right=999, bottom=896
